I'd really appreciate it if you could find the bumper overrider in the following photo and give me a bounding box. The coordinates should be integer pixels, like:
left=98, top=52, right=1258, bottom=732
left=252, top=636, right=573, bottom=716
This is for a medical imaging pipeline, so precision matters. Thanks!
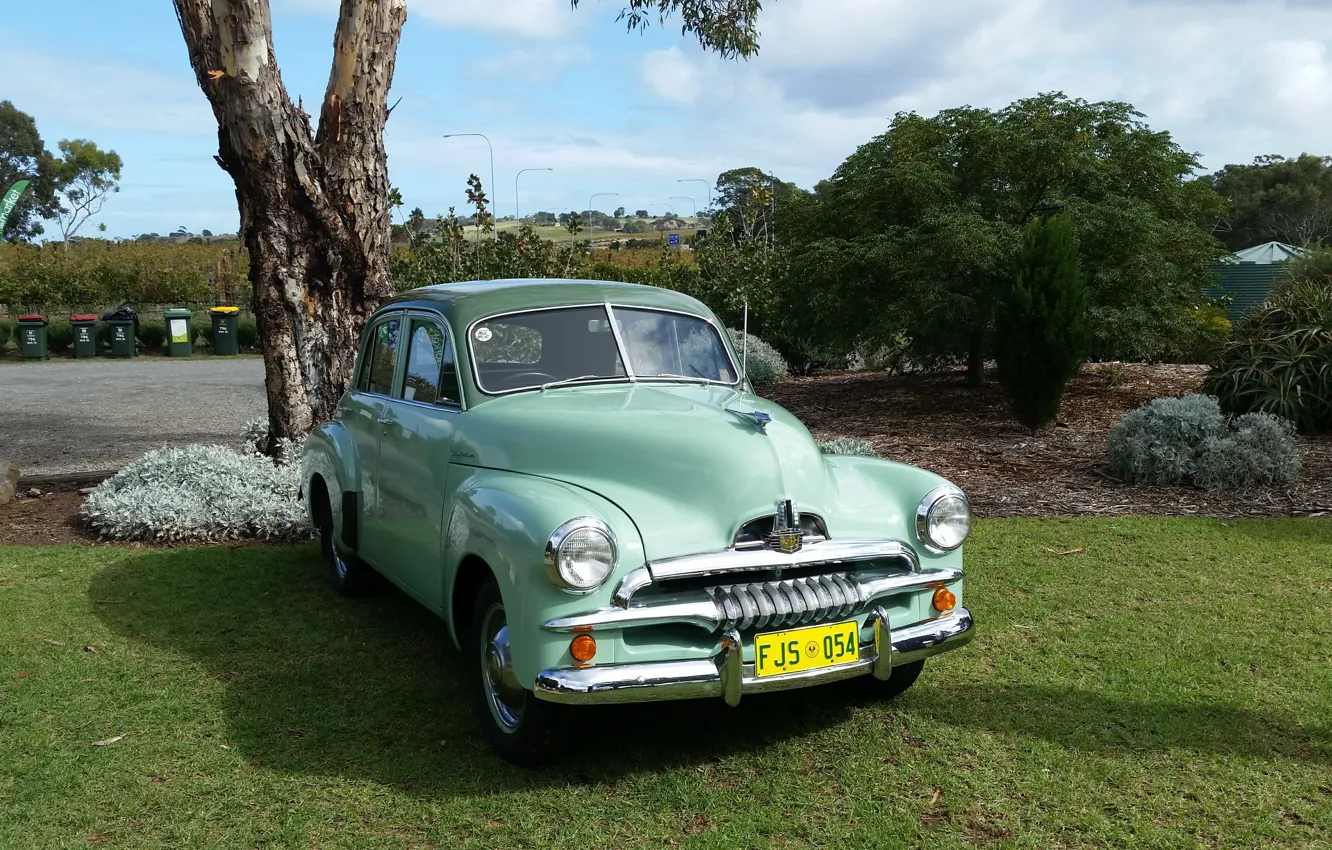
left=533, top=538, right=975, bottom=706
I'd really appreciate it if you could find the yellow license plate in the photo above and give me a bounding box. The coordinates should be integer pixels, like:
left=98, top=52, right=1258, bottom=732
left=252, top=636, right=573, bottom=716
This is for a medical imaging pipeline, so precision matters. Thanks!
left=753, top=619, right=860, bottom=677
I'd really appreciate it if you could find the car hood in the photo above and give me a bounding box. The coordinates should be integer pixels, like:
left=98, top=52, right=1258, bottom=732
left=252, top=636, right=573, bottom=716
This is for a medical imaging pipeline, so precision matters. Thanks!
left=455, top=383, right=833, bottom=560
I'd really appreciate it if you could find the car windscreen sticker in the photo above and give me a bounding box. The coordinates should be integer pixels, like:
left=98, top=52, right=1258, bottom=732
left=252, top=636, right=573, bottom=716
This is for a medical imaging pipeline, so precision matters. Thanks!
left=474, top=327, right=493, bottom=342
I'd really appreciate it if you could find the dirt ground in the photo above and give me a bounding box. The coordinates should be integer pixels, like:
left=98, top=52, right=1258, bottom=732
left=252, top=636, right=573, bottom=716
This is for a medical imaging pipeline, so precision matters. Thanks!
left=4, top=362, right=1327, bottom=547
left=768, top=363, right=1332, bottom=519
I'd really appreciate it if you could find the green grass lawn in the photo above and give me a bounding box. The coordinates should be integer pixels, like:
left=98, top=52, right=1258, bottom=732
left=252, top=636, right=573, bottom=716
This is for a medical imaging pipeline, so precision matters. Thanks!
left=1, top=518, right=1329, bottom=848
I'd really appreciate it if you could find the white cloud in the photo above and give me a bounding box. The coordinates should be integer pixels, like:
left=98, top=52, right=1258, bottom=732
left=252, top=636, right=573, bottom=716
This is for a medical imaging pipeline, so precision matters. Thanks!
left=280, top=0, right=575, bottom=38
left=0, top=48, right=213, bottom=135
left=636, top=0, right=1332, bottom=178
left=476, top=45, right=593, bottom=79
left=642, top=48, right=704, bottom=104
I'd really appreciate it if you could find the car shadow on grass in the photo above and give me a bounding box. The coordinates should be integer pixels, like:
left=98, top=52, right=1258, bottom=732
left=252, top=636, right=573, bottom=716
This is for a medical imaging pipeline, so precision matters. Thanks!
left=89, top=544, right=1331, bottom=799
left=88, top=545, right=866, bottom=794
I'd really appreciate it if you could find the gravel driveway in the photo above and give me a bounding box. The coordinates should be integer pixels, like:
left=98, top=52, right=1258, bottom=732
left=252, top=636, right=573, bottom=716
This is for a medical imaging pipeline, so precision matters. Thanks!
left=0, top=359, right=267, bottom=476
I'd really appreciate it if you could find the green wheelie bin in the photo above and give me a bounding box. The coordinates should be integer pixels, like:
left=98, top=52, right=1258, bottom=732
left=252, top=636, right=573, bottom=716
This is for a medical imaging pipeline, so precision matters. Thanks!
left=17, top=315, right=49, bottom=360
left=210, top=306, right=240, bottom=356
left=71, top=314, right=98, bottom=359
left=108, top=318, right=135, bottom=358
left=164, top=308, right=193, bottom=357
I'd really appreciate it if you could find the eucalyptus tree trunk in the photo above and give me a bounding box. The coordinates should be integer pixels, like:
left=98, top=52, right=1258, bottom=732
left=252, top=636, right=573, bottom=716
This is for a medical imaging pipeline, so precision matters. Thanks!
left=173, top=0, right=405, bottom=439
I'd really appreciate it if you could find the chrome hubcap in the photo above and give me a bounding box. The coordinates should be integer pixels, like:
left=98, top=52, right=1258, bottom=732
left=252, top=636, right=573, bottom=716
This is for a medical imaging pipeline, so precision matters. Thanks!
left=481, top=603, right=524, bottom=734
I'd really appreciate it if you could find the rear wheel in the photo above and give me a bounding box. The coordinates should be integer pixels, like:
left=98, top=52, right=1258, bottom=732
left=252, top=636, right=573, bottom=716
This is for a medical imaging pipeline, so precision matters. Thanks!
left=470, top=575, right=563, bottom=764
left=861, top=659, right=925, bottom=700
left=314, top=490, right=373, bottom=597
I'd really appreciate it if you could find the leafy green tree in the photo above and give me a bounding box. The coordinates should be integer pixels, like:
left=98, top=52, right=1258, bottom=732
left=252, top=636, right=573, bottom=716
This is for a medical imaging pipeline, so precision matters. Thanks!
left=993, top=214, right=1090, bottom=431
left=50, top=139, right=122, bottom=242
left=635, top=209, right=650, bottom=218
left=0, top=101, right=61, bottom=241
left=613, top=206, right=626, bottom=218
left=798, top=92, right=1227, bottom=384
left=1205, top=154, right=1332, bottom=250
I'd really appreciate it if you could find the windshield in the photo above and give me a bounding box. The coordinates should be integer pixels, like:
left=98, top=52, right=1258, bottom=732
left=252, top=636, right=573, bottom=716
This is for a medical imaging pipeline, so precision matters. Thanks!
left=470, top=304, right=738, bottom=394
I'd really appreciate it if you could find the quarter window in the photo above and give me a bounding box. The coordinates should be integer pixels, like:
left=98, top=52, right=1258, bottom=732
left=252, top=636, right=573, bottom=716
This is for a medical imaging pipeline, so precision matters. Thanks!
left=361, top=317, right=401, bottom=396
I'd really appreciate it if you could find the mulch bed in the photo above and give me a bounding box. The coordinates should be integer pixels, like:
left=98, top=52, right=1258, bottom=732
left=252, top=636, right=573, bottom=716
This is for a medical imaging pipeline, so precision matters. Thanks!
left=3, top=363, right=1326, bottom=547
left=768, top=363, right=1332, bottom=519
left=0, top=491, right=99, bottom=547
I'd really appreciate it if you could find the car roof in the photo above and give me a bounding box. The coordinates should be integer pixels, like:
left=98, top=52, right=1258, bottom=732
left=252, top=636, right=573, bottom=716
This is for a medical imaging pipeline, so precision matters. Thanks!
left=382, top=278, right=716, bottom=328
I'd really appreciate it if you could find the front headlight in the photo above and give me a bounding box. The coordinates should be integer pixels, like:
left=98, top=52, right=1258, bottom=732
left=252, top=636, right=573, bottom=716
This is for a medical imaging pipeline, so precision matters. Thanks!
left=916, top=486, right=971, bottom=552
left=545, top=518, right=617, bottom=593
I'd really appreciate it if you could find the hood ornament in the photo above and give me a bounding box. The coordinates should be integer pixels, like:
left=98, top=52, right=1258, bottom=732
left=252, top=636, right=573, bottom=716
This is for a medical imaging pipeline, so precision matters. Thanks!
left=766, top=498, right=805, bottom=555
left=727, top=408, right=772, bottom=434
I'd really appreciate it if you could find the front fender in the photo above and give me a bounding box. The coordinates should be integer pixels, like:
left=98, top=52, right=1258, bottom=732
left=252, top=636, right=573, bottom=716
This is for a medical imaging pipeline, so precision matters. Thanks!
left=822, top=455, right=966, bottom=572
left=442, top=468, right=646, bottom=686
left=301, top=419, right=362, bottom=550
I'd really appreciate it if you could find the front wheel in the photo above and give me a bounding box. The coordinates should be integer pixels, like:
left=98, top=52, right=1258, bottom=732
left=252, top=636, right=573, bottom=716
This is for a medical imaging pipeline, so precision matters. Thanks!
left=860, top=659, right=925, bottom=700
left=470, top=576, right=563, bottom=764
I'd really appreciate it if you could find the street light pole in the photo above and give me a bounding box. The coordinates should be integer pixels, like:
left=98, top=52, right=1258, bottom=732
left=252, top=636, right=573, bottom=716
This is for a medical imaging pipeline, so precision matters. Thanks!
left=678, top=179, right=712, bottom=210
left=669, top=196, right=697, bottom=217
left=583, top=192, right=619, bottom=245
left=514, top=167, right=553, bottom=223
left=442, top=133, right=497, bottom=242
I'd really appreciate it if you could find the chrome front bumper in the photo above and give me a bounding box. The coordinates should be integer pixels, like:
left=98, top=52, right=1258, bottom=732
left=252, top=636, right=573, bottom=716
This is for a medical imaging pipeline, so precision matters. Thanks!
left=533, top=606, right=974, bottom=706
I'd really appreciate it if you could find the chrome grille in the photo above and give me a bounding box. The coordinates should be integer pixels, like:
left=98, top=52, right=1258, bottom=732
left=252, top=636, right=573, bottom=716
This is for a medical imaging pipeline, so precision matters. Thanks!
left=707, top=572, right=861, bottom=631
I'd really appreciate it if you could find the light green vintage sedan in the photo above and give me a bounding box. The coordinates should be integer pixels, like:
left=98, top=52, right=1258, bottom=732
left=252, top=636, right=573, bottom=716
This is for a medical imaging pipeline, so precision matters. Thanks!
left=302, top=279, right=974, bottom=763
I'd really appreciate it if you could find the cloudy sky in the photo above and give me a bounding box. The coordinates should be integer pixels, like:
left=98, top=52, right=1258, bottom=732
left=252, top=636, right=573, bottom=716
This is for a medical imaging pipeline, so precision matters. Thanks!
left=5, top=0, right=1332, bottom=239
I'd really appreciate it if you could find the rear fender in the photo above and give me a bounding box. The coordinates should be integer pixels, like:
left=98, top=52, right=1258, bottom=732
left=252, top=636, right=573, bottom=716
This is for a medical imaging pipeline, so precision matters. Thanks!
left=301, top=420, right=363, bottom=553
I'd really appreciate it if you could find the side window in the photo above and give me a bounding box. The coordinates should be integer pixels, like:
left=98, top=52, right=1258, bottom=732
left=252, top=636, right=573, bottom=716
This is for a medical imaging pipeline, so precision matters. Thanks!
left=361, top=317, right=401, bottom=396
left=400, top=319, right=462, bottom=407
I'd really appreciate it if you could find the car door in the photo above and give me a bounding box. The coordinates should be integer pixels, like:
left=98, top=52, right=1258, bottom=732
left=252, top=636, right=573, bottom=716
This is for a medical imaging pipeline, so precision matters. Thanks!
left=372, top=313, right=461, bottom=611
left=341, top=312, right=405, bottom=567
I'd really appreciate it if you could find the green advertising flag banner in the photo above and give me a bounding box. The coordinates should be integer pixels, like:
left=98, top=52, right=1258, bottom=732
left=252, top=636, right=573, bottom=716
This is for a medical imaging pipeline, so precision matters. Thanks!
left=1, top=180, right=32, bottom=236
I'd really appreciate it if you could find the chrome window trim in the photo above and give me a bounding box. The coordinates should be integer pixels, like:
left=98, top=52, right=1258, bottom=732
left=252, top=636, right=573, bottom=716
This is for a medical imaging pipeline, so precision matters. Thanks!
left=915, top=485, right=971, bottom=554
left=465, top=301, right=739, bottom=396
left=604, top=303, right=636, bottom=380
left=544, top=516, right=619, bottom=595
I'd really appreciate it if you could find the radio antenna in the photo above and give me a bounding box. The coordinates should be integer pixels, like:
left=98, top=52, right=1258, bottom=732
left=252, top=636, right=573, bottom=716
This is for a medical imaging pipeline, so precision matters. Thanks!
left=742, top=301, right=749, bottom=386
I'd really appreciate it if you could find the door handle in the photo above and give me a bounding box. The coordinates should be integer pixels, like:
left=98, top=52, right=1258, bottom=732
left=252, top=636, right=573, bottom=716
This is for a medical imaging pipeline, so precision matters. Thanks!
left=377, top=416, right=393, bottom=425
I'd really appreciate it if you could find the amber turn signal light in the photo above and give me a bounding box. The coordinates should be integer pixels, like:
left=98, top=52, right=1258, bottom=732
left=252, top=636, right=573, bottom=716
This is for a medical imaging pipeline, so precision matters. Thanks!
left=570, top=634, right=597, bottom=663
left=932, top=587, right=957, bottom=613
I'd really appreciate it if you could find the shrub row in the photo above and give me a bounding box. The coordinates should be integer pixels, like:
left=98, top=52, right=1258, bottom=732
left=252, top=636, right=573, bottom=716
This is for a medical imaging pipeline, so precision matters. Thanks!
left=1107, top=394, right=1300, bottom=489
left=0, top=240, right=249, bottom=312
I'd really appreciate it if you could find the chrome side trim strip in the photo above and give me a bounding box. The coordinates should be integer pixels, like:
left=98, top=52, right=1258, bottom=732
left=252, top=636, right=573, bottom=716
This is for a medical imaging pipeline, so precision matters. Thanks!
left=533, top=608, right=975, bottom=705
left=648, top=538, right=919, bottom=582
left=540, top=566, right=962, bottom=634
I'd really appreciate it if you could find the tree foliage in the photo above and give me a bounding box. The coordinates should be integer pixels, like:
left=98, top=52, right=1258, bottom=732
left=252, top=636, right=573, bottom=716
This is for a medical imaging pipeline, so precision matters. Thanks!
left=0, top=100, right=61, bottom=242
left=993, top=214, right=1090, bottom=431
left=569, top=0, right=765, bottom=59
left=790, top=92, right=1228, bottom=382
left=1206, top=154, right=1332, bottom=250
left=50, top=139, right=122, bottom=242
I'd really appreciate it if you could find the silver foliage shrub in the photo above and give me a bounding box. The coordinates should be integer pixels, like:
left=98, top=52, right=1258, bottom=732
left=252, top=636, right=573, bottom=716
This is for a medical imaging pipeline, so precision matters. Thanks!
left=817, top=437, right=878, bottom=458
left=81, top=444, right=311, bottom=543
left=240, top=415, right=269, bottom=451
left=1107, top=395, right=1223, bottom=485
left=1108, top=395, right=1300, bottom=489
left=1194, top=413, right=1301, bottom=489
left=728, top=328, right=789, bottom=386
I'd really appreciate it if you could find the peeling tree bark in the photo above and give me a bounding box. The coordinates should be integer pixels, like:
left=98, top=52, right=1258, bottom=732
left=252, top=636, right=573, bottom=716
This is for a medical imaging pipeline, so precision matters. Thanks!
left=173, top=0, right=405, bottom=440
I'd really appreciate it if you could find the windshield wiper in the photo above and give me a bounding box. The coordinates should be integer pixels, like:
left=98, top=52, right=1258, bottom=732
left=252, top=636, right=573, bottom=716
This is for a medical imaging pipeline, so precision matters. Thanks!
left=540, top=374, right=615, bottom=391
left=644, top=373, right=715, bottom=384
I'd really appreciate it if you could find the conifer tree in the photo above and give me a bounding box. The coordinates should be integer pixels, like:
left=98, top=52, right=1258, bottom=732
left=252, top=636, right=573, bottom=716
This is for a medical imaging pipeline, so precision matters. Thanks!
left=994, top=214, right=1090, bottom=431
